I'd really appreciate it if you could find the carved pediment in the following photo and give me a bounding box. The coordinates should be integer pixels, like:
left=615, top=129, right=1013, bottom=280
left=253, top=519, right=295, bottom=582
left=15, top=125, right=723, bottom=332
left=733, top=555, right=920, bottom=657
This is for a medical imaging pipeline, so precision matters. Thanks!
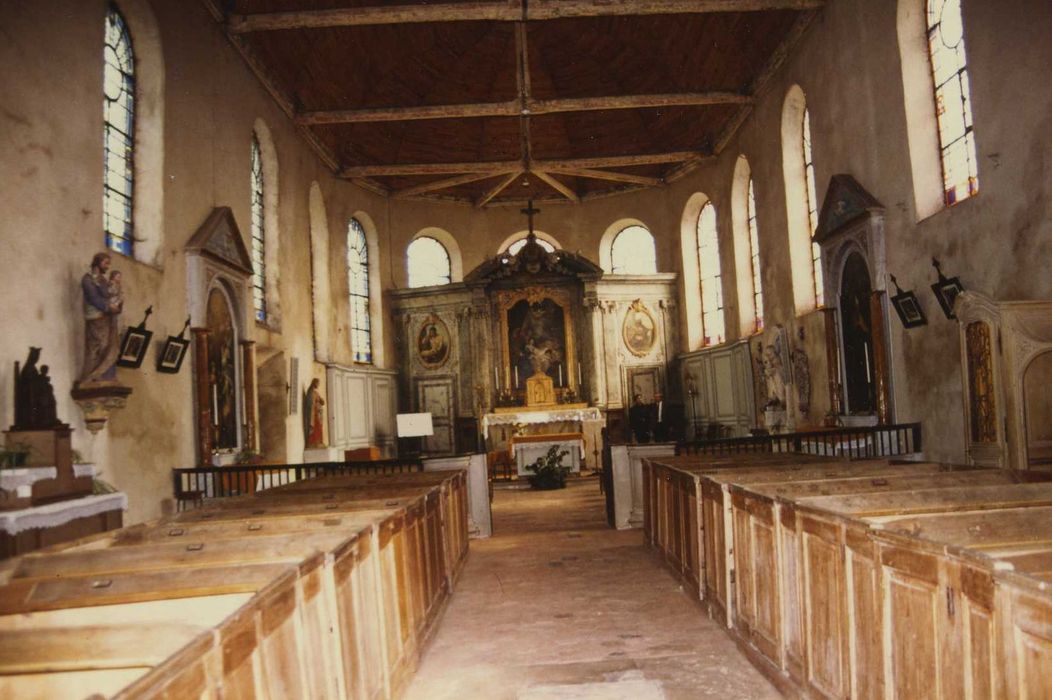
left=186, top=207, right=254, bottom=277
left=465, top=233, right=602, bottom=285
left=814, top=174, right=885, bottom=244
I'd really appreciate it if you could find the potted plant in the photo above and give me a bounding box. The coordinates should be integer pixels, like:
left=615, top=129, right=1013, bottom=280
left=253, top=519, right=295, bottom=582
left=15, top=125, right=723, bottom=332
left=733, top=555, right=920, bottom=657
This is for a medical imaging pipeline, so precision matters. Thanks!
left=0, top=442, right=31, bottom=468
left=526, top=445, right=571, bottom=490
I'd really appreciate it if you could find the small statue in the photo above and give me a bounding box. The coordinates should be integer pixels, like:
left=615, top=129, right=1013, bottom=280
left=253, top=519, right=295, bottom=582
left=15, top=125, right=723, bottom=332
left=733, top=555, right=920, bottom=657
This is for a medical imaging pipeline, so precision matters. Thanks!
left=303, top=378, right=326, bottom=448
left=78, top=252, right=123, bottom=386
left=12, top=348, right=66, bottom=430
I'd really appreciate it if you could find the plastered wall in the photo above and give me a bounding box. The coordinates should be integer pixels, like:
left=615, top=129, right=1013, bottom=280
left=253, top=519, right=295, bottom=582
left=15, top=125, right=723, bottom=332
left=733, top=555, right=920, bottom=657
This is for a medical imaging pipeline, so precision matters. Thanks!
left=1, top=0, right=1050, bottom=524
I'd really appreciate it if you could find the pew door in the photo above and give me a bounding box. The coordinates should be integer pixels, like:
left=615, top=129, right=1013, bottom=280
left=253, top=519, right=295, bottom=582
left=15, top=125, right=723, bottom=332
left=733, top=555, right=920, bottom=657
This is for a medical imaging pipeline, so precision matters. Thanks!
left=416, top=377, right=455, bottom=455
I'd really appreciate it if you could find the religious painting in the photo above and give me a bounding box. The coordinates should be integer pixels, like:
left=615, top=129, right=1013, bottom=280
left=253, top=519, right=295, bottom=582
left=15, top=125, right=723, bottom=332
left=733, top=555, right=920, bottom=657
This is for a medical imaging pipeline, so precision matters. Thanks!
left=931, top=269, right=965, bottom=320
left=206, top=287, right=239, bottom=450
left=622, top=300, right=656, bottom=357
left=117, top=313, right=152, bottom=370
left=966, top=321, right=997, bottom=443
left=506, top=296, right=568, bottom=388
left=157, top=318, right=190, bottom=374
left=416, top=314, right=451, bottom=369
left=839, top=252, right=876, bottom=414
left=891, top=284, right=927, bottom=329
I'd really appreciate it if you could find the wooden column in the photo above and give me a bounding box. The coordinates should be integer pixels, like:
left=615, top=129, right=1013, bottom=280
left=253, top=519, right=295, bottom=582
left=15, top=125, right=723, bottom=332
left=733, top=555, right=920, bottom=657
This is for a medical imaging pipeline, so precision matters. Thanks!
left=869, top=291, right=892, bottom=424
left=241, top=340, right=258, bottom=453
left=192, top=328, right=212, bottom=465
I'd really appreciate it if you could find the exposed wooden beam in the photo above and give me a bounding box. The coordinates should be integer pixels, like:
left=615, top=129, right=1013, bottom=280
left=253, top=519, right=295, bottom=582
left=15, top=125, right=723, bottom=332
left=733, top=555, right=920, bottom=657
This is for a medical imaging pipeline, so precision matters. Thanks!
left=298, top=101, right=519, bottom=125
left=533, top=171, right=580, bottom=203
left=297, top=91, right=752, bottom=125
left=475, top=171, right=523, bottom=208
left=515, top=20, right=533, bottom=167
left=533, top=151, right=705, bottom=170
left=394, top=171, right=515, bottom=198
left=340, top=160, right=521, bottom=177
left=529, top=92, right=752, bottom=115
left=228, top=1, right=824, bottom=33
left=544, top=166, right=663, bottom=187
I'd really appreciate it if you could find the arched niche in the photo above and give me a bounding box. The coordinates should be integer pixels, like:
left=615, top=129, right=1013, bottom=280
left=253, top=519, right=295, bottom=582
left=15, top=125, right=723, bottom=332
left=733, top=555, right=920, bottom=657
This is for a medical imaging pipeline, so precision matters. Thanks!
left=813, top=175, right=893, bottom=423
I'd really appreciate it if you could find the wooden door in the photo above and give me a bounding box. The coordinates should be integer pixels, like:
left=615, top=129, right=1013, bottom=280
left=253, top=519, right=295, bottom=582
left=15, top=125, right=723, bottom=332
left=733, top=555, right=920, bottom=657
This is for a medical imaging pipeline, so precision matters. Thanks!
left=416, top=378, right=455, bottom=455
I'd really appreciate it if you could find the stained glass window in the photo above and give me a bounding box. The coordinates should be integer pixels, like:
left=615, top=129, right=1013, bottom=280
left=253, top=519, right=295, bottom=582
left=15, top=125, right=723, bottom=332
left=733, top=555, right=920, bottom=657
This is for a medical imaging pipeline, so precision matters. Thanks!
left=347, top=219, right=372, bottom=363
left=927, top=0, right=978, bottom=206
left=802, top=108, right=823, bottom=306
left=696, top=203, right=725, bottom=346
left=407, top=236, right=451, bottom=288
left=610, top=225, right=657, bottom=274
left=507, top=237, right=555, bottom=255
left=747, top=179, right=764, bottom=331
left=103, top=5, right=135, bottom=256
left=250, top=134, right=266, bottom=322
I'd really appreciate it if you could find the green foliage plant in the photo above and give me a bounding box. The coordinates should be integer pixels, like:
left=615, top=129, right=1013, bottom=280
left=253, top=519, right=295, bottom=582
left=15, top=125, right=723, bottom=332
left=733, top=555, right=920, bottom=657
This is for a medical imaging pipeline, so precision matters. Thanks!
left=526, top=445, right=570, bottom=490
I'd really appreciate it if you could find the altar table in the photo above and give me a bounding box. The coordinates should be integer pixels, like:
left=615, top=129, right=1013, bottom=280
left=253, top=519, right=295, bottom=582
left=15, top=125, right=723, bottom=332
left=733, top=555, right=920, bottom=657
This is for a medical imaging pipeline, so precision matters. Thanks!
left=510, top=433, right=584, bottom=476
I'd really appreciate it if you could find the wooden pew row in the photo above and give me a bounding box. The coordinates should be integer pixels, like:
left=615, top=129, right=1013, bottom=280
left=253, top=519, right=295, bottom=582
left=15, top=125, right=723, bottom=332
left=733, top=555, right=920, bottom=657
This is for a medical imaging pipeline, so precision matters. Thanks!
left=731, top=472, right=1052, bottom=695
left=0, top=471, right=470, bottom=699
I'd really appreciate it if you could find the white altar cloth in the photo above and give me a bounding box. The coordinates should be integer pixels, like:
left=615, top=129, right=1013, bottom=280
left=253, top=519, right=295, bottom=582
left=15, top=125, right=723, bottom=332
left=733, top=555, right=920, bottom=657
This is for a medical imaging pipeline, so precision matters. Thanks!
left=0, top=492, right=127, bottom=535
left=481, top=406, right=602, bottom=439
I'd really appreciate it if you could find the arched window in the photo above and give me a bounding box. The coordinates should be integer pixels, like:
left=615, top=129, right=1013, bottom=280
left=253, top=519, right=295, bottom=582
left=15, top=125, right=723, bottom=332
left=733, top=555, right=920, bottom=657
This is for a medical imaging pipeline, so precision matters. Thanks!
left=407, top=236, right=451, bottom=288
left=782, top=86, right=823, bottom=313
left=610, top=225, right=657, bottom=274
left=507, top=237, right=555, bottom=255
left=103, top=5, right=135, bottom=256
left=347, top=218, right=372, bottom=363
left=747, top=180, right=765, bottom=332
left=250, top=133, right=266, bottom=322
left=803, top=108, right=822, bottom=306
left=927, top=0, right=978, bottom=206
left=696, top=203, right=725, bottom=346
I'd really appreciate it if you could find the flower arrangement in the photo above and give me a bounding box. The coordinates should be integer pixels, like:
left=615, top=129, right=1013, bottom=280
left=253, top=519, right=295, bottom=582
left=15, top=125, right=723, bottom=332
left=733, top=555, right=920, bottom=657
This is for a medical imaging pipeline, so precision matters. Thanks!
left=526, top=445, right=570, bottom=490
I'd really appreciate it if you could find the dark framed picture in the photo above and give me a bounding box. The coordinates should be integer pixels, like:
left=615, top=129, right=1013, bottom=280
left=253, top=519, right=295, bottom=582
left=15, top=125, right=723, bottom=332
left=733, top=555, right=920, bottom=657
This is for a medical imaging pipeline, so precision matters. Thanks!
left=117, top=326, right=153, bottom=368
left=157, top=335, right=190, bottom=374
left=891, top=289, right=927, bottom=328
left=931, top=276, right=965, bottom=320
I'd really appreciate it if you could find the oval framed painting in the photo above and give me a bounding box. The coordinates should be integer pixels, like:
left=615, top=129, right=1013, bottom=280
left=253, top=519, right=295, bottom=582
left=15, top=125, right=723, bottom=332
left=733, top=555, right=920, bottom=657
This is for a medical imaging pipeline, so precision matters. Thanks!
left=622, top=300, right=656, bottom=357
left=417, top=314, right=451, bottom=369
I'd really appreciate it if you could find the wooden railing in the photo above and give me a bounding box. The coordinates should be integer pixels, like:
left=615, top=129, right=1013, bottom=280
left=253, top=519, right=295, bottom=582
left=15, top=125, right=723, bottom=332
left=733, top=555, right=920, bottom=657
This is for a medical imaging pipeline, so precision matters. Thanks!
left=676, top=422, right=923, bottom=460
left=172, top=458, right=424, bottom=508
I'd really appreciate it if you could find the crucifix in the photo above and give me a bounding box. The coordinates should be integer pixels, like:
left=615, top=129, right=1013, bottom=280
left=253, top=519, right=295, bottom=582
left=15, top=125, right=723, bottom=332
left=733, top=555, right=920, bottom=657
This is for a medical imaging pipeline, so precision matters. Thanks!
left=521, top=199, right=540, bottom=236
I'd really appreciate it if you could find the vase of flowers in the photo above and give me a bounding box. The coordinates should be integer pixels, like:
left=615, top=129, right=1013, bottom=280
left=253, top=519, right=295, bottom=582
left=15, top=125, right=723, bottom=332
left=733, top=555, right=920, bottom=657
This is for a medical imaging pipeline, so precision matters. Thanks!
left=526, top=445, right=571, bottom=490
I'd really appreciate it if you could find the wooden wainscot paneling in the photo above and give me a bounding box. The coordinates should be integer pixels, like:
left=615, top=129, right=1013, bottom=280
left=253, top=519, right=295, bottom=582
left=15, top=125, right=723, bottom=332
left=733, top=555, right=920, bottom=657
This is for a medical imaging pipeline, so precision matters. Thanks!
left=993, top=549, right=1052, bottom=700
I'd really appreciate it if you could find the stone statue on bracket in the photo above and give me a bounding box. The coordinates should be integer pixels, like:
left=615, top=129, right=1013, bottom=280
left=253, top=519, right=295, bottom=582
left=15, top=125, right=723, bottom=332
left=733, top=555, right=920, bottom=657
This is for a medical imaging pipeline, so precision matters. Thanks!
left=303, top=378, right=326, bottom=448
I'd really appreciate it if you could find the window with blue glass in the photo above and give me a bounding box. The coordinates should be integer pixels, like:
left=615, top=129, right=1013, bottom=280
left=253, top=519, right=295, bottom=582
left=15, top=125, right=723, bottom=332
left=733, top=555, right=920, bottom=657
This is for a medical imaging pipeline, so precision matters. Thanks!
left=250, top=134, right=266, bottom=322
left=103, top=4, right=135, bottom=256
left=347, top=219, right=372, bottom=363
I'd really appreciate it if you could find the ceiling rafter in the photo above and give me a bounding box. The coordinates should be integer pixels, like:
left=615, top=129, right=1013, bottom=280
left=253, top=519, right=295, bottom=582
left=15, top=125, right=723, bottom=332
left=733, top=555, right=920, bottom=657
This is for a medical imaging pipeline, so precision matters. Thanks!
left=533, top=171, right=580, bottom=203
left=475, top=171, right=524, bottom=208
left=341, top=152, right=704, bottom=178
left=544, top=166, right=663, bottom=187
left=392, top=171, right=515, bottom=198
left=228, top=0, right=825, bottom=33
left=296, top=91, right=753, bottom=125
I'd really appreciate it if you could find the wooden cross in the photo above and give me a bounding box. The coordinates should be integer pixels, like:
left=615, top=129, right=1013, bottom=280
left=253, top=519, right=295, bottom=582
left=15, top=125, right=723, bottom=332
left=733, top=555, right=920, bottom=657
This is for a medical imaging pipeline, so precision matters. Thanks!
left=520, top=199, right=540, bottom=235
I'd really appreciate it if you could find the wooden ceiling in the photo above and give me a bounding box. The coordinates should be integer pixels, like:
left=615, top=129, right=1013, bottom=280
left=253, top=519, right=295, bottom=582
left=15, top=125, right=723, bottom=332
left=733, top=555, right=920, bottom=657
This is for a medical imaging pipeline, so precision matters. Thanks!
left=205, top=1, right=822, bottom=206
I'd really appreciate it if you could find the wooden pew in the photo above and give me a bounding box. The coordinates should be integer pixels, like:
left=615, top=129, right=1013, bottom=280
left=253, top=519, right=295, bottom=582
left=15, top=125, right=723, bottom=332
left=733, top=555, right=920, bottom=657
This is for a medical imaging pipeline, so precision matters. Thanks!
left=0, top=471, right=470, bottom=699
left=793, top=483, right=1052, bottom=700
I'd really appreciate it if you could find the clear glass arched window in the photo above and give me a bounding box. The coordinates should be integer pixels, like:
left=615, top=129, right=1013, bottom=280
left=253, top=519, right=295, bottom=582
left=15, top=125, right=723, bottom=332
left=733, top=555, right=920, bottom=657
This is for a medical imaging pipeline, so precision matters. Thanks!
left=696, top=203, right=725, bottom=345
left=407, top=236, right=451, bottom=288
left=250, top=133, right=266, bottom=322
left=927, top=0, right=978, bottom=205
left=747, top=179, right=765, bottom=331
left=610, top=225, right=657, bottom=274
left=103, top=5, right=135, bottom=256
left=347, top=218, right=372, bottom=363
left=507, top=237, right=555, bottom=255
left=802, top=108, right=823, bottom=306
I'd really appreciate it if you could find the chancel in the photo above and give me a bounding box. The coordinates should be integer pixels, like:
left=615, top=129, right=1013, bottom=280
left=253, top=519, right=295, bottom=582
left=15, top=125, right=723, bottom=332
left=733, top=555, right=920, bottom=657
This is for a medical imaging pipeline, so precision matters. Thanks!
left=2, top=0, right=1052, bottom=697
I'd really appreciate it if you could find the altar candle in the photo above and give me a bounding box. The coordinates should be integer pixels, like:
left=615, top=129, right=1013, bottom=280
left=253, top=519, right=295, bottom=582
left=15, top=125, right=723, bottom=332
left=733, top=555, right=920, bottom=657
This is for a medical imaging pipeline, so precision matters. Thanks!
left=494, top=366, right=499, bottom=389
left=558, top=365, right=563, bottom=386
left=578, top=362, right=582, bottom=385
left=514, top=366, right=519, bottom=388
left=212, top=385, right=219, bottom=426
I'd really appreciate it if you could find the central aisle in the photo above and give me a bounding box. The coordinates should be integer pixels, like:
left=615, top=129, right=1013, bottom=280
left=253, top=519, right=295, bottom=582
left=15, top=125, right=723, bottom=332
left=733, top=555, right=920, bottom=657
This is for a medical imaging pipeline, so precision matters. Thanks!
left=404, top=478, right=781, bottom=699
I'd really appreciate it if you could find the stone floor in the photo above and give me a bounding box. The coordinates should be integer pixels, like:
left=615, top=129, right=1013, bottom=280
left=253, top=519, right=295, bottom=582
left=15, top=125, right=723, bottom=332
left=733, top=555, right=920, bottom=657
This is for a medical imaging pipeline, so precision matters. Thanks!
left=404, top=477, right=782, bottom=700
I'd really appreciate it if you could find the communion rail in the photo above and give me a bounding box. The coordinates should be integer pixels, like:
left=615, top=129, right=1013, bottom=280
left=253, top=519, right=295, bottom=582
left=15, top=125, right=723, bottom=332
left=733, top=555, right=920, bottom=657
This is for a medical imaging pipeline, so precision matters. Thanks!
left=172, top=458, right=424, bottom=509
left=677, top=422, right=922, bottom=460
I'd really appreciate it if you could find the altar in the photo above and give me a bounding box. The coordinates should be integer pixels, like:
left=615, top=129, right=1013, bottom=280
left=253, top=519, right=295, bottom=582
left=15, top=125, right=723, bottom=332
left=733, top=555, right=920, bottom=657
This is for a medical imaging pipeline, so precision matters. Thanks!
left=509, top=432, right=584, bottom=475
left=481, top=405, right=603, bottom=471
